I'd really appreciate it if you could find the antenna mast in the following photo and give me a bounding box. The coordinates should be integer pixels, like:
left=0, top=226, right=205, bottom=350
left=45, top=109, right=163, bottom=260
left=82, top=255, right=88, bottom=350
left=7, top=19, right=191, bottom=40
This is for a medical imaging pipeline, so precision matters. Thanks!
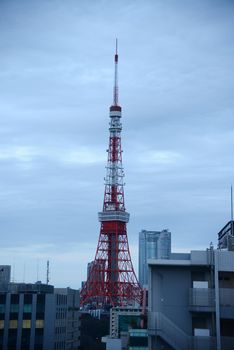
left=113, top=38, right=118, bottom=106
left=46, top=260, right=50, bottom=285
left=231, top=185, right=233, bottom=222
left=231, top=185, right=233, bottom=237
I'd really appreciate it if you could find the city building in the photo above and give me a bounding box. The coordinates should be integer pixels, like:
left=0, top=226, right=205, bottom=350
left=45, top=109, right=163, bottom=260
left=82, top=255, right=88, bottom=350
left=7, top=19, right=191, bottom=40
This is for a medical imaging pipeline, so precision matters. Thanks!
left=148, top=243, right=234, bottom=350
left=218, top=220, right=234, bottom=250
left=0, top=276, right=80, bottom=350
left=79, top=310, right=109, bottom=350
left=102, top=307, right=148, bottom=350
left=139, top=230, right=171, bottom=287
left=54, top=288, right=80, bottom=350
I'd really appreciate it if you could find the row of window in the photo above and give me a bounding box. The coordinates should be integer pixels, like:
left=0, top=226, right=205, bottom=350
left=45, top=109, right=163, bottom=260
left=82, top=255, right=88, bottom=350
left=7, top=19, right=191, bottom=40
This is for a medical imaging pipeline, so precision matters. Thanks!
left=55, top=340, right=66, bottom=350
left=56, top=294, right=67, bottom=305
left=0, top=295, right=45, bottom=314
left=55, top=326, right=66, bottom=335
left=0, top=306, right=45, bottom=314
left=0, top=319, right=44, bottom=329
left=56, top=310, right=67, bottom=320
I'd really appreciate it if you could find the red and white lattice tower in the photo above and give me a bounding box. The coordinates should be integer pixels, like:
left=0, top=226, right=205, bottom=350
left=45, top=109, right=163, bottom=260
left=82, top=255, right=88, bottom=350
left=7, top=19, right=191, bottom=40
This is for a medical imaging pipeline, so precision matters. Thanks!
left=80, top=41, right=142, bottom=307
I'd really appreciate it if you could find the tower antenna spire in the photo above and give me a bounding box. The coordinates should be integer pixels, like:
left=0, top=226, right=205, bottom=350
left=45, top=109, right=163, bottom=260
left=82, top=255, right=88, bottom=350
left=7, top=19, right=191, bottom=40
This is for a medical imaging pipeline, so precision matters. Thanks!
left=231, top=185, right=233, bottom=223
left=116, top=37, right=118, bottom=55
left=113, top=38, right=119, bottom=106
left=80, top=40, right=142, bottom=307
left=46, top=260, right=50, bottom=285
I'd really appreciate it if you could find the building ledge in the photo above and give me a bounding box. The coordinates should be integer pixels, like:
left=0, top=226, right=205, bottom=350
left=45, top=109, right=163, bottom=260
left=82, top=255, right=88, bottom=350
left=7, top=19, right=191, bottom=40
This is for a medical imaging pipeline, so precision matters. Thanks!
left=148, top=259, right=191, bottom=266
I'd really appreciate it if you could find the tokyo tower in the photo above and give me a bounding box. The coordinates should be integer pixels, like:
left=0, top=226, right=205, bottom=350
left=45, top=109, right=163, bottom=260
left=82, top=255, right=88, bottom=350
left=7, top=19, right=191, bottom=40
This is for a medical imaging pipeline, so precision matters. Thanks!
left=80, top=41, right=142, bottom=307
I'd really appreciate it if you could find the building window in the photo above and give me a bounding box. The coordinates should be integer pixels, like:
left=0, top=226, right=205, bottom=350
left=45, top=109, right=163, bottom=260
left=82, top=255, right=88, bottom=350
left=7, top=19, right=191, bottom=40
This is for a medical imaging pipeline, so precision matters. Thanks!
left=0, top=305, right=5, bottom=313
left=0, top=295, right=6, bottom=304
left=35, top=328, right=43, bottom=345
left=23, top=320, right=31, bottom=329
left=36, top=294, right=45, bottom=314
left=194, top=328, right=210, bottom=336
left=10, top=304, right=19, bottom=313
left=21, top=329, right=30, bottom=349
left=23, top=304, right=32, bottom=313
left=193, top=281, right=208, bottom=288
left=10, top=294, right=19, bottom=303
left=0, top=320, right=4, bottom=329
left=9, top=320, right=18, bottom=329
left=8, top=329, right=17, bottom=349
left=24, top=294, right=32, bottom=303
left=36, top=320, right=44, bottom=328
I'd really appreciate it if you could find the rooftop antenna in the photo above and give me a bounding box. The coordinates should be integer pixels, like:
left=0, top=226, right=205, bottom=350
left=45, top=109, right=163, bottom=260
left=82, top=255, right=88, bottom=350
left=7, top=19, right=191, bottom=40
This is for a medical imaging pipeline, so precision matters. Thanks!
left=36, top=259, right=40, bottom=282
left=12, top=261, right=15, bottom=283
left=46, top=260, right=50, bottom=285
left=23, top=263, right=26, bottom=283
left=231, top=185, right=233, bottom=221
left=231, top=185, right=233, bottom=236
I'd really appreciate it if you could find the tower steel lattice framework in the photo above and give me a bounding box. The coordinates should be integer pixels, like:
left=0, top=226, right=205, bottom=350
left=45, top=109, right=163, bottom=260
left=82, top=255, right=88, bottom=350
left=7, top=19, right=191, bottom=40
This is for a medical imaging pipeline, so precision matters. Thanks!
left=80, top=41, right=142, bottom=307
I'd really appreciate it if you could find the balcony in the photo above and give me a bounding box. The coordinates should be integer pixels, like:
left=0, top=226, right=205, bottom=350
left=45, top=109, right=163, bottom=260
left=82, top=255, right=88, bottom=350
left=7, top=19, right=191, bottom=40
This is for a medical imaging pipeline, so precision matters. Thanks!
left=189, top=288, right=215, bottom=312
left=98, top=210, right=130, bottom=223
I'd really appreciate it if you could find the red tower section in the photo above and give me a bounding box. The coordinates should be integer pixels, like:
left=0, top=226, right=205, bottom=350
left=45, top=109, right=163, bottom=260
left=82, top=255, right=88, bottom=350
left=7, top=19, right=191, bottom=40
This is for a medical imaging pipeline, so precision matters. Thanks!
left=80, top=41, right=142, bottom=307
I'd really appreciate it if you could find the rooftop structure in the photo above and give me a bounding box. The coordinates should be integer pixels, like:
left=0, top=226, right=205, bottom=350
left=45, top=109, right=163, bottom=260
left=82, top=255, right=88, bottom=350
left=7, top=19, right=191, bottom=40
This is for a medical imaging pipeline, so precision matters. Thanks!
left=0, top=266, right=11, bottom=286
left=139, top=230, right=171, bottom=287
left=218, top=220, right=234, bottom=250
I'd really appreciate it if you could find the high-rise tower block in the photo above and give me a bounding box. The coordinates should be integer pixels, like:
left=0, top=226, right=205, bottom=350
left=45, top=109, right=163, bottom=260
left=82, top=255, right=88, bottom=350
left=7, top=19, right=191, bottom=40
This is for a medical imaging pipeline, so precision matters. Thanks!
left=80, top=41, right=142, bottom=307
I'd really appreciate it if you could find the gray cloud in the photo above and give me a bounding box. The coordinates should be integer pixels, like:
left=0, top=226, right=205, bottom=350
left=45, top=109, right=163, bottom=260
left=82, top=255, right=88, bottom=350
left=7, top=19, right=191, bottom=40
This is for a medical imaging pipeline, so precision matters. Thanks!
left=0, top=0, right=234, bottom=287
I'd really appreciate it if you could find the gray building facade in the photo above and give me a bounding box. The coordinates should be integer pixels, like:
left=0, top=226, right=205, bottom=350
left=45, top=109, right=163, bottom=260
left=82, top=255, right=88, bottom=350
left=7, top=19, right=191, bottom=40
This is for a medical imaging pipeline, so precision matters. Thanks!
left=0, top=281, right=80, bottom=350
left=148, top=248, right=234, bottom=350
left=0, top=282, right=55, bottom=350
left=55, top=288, right=80, bottom=350
left=139, top=230, right=171, bottom=287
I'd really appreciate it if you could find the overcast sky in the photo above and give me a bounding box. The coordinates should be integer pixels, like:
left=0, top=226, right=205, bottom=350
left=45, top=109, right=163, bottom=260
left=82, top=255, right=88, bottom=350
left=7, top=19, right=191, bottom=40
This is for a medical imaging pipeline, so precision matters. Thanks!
left=0, top=0, right=234, bottom=288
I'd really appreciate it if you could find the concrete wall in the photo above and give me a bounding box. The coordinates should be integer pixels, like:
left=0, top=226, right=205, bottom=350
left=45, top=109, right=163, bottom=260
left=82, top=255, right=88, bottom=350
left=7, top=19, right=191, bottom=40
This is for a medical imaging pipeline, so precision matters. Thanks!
left=106, top=338, right=122, bottom=350
left=149, top=265, right=192, bottom=335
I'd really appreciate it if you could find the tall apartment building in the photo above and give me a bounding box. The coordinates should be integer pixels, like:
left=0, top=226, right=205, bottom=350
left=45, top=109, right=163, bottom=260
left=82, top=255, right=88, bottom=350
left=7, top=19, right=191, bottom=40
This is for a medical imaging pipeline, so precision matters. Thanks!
left=0, top=276, right=80, bottom=350
left=139, top=230, right=171, bottom=287
left=148, top=242, right=234, bottom=350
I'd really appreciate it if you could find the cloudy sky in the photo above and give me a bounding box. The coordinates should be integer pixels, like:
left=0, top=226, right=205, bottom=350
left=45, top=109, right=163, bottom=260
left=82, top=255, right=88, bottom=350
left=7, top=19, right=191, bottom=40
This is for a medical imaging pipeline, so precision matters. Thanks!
left=0, top=0, right=234, bottom=288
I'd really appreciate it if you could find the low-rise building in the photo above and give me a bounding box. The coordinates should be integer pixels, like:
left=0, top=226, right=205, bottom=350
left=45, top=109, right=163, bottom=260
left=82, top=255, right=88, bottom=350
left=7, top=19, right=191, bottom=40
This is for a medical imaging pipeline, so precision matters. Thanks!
left=103, top=307, right=148, bottom=350
left=0, top=277, right=80, bottom=350
left=55, top=288, right=80, bottom=350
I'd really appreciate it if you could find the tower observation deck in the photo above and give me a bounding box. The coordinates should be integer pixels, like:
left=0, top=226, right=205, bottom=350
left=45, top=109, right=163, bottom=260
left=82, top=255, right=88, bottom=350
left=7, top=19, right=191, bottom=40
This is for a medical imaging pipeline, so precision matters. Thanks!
left=80, top=41, right=142, bottom=307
